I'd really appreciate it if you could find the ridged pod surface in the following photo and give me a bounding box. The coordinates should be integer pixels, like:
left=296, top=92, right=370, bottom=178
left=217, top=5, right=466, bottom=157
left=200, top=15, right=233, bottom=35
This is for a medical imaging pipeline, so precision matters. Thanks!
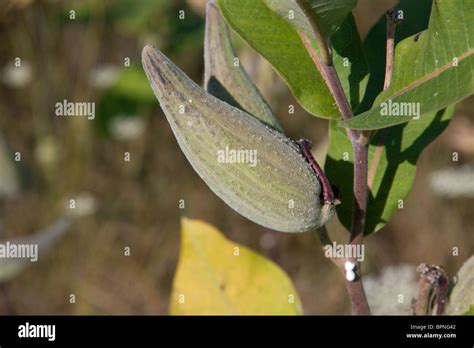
left=142, top=45, right=335, bottom=232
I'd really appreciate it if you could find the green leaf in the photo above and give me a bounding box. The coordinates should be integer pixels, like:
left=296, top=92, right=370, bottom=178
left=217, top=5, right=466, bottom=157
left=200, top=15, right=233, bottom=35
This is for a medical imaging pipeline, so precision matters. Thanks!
left=462, top=305, right=474, bottom=316
left=111, top=65, right=156, bottom=103
left=263, top=0, right=356, bottom=39
left=332, top=15, right=369, bottom=112
left=170, top=218, right=302, bottom=315
left=357, top=0, right=433, bottom=114
left=204, top=0, right=282, bottom=131
left=325, top=106, right=454, bottom=235
left=218, top=0, right=335, bottom=118
left=447, top=256, right=474, bottom=315
left=96, top=65, right=155, bottom=135
left=341, top=0, right=474, bottom=130
left=217, top=0, right=368, bottom=118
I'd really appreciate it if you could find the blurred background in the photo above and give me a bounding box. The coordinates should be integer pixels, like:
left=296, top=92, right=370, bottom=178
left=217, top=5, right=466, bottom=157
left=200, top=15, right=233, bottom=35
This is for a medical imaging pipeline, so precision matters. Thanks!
left=0, top=0, right=472, bottom=315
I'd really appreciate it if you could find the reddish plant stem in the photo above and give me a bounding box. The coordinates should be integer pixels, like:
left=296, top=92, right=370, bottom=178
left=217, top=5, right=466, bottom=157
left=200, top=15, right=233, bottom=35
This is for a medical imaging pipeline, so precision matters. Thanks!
left=367, top=10, right=399, bottom=187
left=384, top=10, right=397, bottom=90
left=304, top=62, right=371, bottom=311
left=297, top=139, right=337, bottom=205
left=350, top=143, right=369, bottom=244
left=298, top=33, right=353, bottom=122
left=413, top=264, right=449, bottom=315
left=297, top=7, right=370, bottom=314
left=348, top=141, right=370, bottom=315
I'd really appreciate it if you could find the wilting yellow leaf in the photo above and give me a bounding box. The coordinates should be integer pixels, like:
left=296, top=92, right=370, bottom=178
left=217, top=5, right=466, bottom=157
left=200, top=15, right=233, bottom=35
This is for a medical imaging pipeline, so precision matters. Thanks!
left=170, top=218, right=302, bottom=315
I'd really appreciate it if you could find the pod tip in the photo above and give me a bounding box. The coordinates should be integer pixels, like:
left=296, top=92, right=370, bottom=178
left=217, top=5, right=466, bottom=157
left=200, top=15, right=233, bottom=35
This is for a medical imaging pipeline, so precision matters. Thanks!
left=142, top=44, right=156, bottom=59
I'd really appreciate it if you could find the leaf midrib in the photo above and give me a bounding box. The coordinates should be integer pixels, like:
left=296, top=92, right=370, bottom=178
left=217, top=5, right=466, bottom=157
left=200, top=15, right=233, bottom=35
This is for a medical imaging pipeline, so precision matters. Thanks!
left=380, top=48, right=474, bottom=103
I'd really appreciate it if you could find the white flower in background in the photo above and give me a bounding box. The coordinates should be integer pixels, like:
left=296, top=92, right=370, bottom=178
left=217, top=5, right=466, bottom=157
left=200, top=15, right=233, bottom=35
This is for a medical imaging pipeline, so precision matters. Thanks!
left=34, top=136, right=59, bottom=177
left=429, top=165, right=474, bottom=198
left=1, top=60, right=32, bottom=88
left=65, top=192, right=97, bottom=217
left=109, top=116, right=146, bottom=141
left=364, top=264, right=419, bottom=315
left=89, top=64, right=119, bottom=89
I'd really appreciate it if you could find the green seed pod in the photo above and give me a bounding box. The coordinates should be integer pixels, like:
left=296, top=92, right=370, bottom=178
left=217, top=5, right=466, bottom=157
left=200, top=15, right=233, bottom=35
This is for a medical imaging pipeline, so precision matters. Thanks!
left=204, top=0, right=282, bottom=132
left=142, top=45, right=335, bottom=232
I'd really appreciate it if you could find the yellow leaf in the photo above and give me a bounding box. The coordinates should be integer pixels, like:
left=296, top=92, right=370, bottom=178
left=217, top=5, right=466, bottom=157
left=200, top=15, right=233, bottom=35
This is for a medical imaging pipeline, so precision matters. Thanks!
left=170, top=218, right=303, bottom=315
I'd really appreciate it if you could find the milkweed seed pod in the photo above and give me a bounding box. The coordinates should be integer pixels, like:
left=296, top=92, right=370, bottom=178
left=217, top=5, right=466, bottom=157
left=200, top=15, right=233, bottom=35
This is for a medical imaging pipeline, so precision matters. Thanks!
left=142, top=45, right=335, bottom=232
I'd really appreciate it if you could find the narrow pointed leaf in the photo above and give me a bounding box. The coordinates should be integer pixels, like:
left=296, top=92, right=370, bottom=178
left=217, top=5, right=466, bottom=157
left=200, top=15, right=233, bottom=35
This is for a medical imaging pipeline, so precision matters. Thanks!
left=170, top=218, right=302, bottom=315
left=341, top=0, right=474, bottom=130
left=142, top=45, right=335, bottom=232
left=204, top=0, right=282, bottom=131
